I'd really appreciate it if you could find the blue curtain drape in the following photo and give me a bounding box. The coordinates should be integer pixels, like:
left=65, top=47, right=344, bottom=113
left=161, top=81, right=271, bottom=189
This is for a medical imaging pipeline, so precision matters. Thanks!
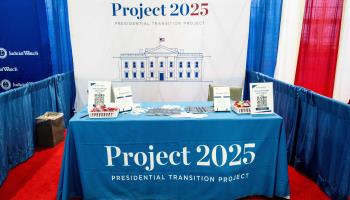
left=0, top=0, right=53, bottom=93
left=0, top=0, right=74, bottom=93
left=0, top=72, right=75, bottom=186
left=0, top=87, right=35, bottom=185
left=244, top=70, right=350, bottom=199
left=246, top=0, right=283, bottom=77
left=55, top=72, right=76, bottom=125
left=45, top=0, right=74, bottom=74
left=30, top=78, right=59, bottom=119
left=0, top=87, right=35, bottom=176
left=0, top=0, right=75, bottom=186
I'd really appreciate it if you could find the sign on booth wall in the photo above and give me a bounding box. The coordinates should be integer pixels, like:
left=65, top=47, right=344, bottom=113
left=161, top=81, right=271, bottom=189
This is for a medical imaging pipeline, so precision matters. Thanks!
left=69, top=0, right=251, bottom=109
left=0, top=0, right=52, bottom=92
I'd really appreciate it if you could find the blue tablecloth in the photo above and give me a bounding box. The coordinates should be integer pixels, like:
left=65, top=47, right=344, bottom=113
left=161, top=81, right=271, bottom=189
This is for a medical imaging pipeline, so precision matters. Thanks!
left=57, top=102, right=290, bottom=200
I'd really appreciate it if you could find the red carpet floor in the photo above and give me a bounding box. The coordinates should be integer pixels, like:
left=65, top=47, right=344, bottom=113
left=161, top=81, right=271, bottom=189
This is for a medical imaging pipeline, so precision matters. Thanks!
left=0, top=137, right=332, bottom=200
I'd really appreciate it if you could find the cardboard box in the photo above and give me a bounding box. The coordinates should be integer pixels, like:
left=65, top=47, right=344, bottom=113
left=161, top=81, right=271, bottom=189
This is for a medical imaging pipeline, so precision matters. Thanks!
left=35, top=112, right=65, bottom=147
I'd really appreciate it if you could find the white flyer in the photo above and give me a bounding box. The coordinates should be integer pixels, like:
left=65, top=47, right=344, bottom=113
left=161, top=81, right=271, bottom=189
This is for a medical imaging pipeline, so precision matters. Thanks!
left=88, top=81, right=112, bottom=110
left=249, top=82, right=274, bottom=114
left=113, top=86, right=134, bottom=112
left=213, top=87, right=231, bottom=112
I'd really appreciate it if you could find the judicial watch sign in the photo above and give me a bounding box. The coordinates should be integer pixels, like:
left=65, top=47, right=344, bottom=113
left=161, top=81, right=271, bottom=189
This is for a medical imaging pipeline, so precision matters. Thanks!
left=1, top=0, right=52, bottom=93
left=0, top=46, right=42, bottom=91
left=0, top=48, right=39, bottom=57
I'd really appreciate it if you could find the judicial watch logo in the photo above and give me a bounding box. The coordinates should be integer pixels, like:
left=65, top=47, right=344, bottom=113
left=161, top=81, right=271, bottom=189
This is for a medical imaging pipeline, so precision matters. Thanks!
left=0, top=47, right=39, bottom=58
left=0, top=48, right=8, bottom=59
left=0, top=79, right=11, bottom=90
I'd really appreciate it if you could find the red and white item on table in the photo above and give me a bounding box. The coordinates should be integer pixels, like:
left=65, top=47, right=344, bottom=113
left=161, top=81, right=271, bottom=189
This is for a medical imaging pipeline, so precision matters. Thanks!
left=232, top=100, right=251, bottom=114
left=89, top=105, right=119, bottom=118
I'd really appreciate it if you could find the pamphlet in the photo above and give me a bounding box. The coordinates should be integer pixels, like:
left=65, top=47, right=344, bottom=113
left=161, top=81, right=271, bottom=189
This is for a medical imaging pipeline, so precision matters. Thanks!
left=88, top=81, right=112, bottom=110
left=249, top=82, right=274, bottom=114
left=213, top=86, right=231, bottom=112
left=113, top=86, right=134, bottom=112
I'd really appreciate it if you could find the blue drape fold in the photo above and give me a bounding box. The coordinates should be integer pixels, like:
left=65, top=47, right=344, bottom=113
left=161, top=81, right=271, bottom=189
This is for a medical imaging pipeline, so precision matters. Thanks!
left=246, top=0, right=283, bottom=77
left=244, top=70, right=350, bottom=199
left=45, top=0, right=74, bottom=74
left=55, top=72, right=76, bottom=125
left=0, top=72, right=75, bottom=186
left=0, top=87, right=35, bottom=171
left=30, top=77, right=59, bottom=119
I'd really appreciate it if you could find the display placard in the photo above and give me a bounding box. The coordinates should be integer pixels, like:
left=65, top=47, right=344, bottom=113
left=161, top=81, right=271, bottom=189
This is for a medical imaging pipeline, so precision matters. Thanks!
left=249, top=82, right=274, bottom=114
left=113, top=86, right=134, bottom=112
left=88, top=81, right=112, bottom=110
left=213, top=86, right=231, bottom=112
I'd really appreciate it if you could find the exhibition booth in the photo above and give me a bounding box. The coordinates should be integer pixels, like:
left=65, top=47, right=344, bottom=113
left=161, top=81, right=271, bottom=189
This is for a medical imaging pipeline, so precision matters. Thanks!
left=0, top=0, right=350, bottom=199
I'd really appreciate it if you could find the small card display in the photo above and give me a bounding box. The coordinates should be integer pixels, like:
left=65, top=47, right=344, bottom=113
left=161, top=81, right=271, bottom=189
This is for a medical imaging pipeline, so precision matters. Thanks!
left=213, top=87, right=231, bottom=112
left=113, top=86, right=134, bottom=112
left=249, top=82, right=274, bottom=114
left=88, top=81, right=112, bottom=111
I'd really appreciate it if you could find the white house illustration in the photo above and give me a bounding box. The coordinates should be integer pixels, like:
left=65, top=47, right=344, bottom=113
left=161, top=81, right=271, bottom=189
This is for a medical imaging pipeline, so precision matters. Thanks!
left=119, top=45, right=204, bottom=81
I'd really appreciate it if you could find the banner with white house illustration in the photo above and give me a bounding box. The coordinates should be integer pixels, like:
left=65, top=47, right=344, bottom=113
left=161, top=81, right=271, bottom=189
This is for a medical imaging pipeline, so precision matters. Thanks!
left=68, top=0, right=251, bottom=108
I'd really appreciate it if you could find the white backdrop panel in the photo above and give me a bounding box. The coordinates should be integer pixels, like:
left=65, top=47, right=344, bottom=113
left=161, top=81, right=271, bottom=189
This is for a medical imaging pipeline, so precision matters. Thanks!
left=334, top=0, right=350, bottom=103
left=274, top=0, right=305, bottom=84
left=68, top=0, right=251, bottom=109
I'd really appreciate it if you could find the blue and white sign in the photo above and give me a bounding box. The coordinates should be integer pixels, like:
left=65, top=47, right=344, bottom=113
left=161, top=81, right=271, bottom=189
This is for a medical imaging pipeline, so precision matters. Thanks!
left=69, top=0, right=251, bottom=109
left=0, top=0, right=52, bottom=92
left=250, top=82, right=274, bottom=114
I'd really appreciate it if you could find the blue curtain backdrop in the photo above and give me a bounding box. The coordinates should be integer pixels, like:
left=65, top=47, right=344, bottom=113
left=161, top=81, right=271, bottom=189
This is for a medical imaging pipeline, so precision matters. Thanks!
left=244, top=70, right=350, bottom=200
left=0, top=0, right=52, bottom=92
left=0, top=0, right=73, bottom=92
left=246, top=0, right=283, bottom=77
left=0, top=87, right=34, bottom=172
left=45, top=0, right=74, bottom=74
left=0, top=72, right=75, bottom=186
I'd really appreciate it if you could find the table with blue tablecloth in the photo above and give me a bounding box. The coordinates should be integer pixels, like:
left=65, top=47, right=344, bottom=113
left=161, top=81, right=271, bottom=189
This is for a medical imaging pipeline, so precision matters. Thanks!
left=57, top=102, right=290, bottom=200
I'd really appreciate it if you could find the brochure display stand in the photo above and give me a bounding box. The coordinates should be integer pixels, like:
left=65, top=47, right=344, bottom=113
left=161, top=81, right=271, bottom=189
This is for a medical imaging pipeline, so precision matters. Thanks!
left=213, top=87, right=231, bottom=112
left=249, top=82, right=274, bottom=114
left=113, top=86, right=134, bottom=112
